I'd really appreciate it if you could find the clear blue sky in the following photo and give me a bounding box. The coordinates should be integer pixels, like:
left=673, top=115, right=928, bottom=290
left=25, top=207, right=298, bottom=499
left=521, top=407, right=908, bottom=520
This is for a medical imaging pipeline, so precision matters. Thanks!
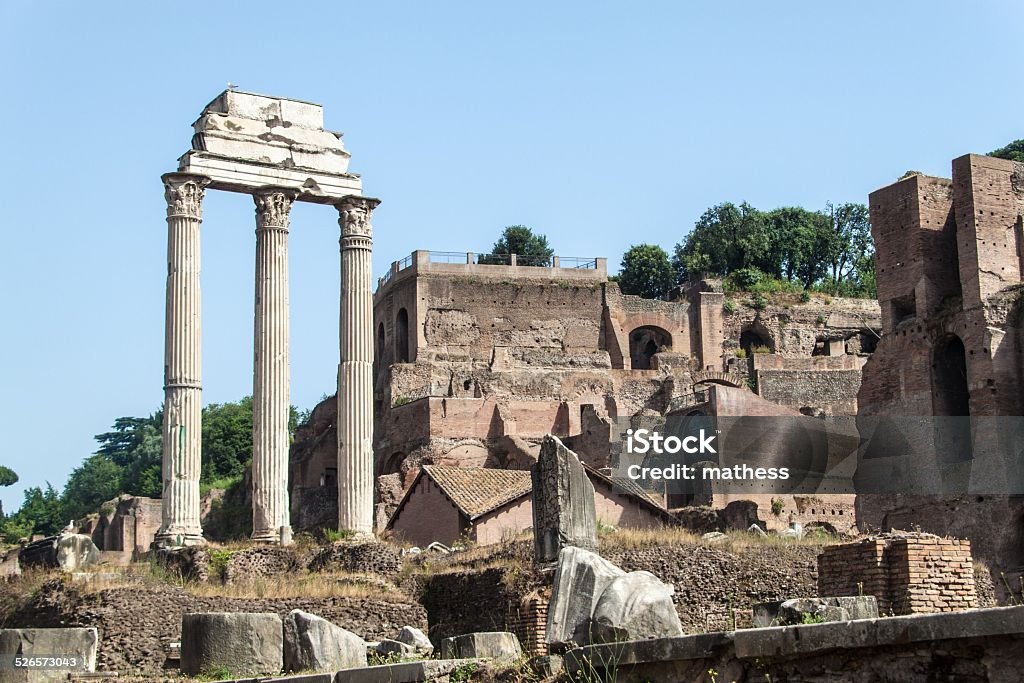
left=1, top=1, right=1021, bottom=513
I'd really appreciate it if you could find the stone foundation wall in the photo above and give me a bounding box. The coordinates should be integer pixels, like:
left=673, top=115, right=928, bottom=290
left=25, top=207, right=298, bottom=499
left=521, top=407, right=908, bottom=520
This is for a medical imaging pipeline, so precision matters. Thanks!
left=7, top=580, right=426, bottom=676
left=818, top=533, right=977, bottom=615
left=420, top=568, right=514, bottom=644
left=567, top=606, right=1024, bottom=683
left=756, top=368, right=862, bottom=415
left=307, top=541, right=404, bottom=576
left=602, top=542, right=821, bottom=633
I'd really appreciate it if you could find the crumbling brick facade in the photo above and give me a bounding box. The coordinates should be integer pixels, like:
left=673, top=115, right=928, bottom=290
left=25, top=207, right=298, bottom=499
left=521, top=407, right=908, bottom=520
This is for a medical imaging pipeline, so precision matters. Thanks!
left=290, top=250, right=880, bottom=533
left=818, top=533, right=977, bottom=615
left=857, top=154, right=1024, bottom=578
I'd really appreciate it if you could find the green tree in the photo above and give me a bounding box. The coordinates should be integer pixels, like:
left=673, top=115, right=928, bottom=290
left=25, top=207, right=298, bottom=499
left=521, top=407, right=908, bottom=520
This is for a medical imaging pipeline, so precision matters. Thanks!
left=1, top=485, right=64, bottom=542
left=617, top=244, right=675, bottom=299
left=822, top=202, right=874, bottom=294
left=672, top=202, right=771, bottom=282
left=202, top=397, right=254, bottom=481
left=62, top=454, right=123, bottom=521
left=485, top=225, right=554, bottom=266
left=0, top=466, right=17, bottom=488
left=990, top=139, right=1024, bottom=163
left=95, top=412, right=163, bottom=497
left=765, top=206, right=834, bottom=287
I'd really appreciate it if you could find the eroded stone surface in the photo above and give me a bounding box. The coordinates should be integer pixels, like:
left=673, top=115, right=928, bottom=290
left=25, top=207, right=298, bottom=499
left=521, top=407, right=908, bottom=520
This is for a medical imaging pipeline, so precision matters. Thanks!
left=0, top=627, right=97, bottom=682
left=55, top=534, right=100, bottom=572
left=284, top=609, right=365, bottom=673
left=395, top=625, right=433, bottom=654
left=180, top=612, right=282, bottom=676
left=532, top=436, right=598, bottom=565
left=590, top=571, right=684, bottom=643
left=440, top=632, right=522, bottom=660
left=546, top=546, right=625, bottom=647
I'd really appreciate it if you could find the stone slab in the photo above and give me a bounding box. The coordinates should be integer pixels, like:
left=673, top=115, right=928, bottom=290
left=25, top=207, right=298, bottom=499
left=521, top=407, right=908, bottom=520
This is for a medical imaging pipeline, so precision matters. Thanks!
left=753, top=593, right=880, bottom=626
left=734, top=605, right=1024, bottom=659
left=563, top=632, right=733, bottom=673
left=335, top=658, right=478, bottom=683
left=440, top=632, right=522, bottom=660
left=0, top=627, right=97, bottom=682
left=207, top=676, right=332, bottom=683
left=180, top=612, right=283, bottom=677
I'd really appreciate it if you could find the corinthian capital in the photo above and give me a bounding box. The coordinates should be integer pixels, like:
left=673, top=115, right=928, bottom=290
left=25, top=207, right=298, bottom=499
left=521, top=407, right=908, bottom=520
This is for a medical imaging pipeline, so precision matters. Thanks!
left=253, top=188, right=298, bottom=230
left=162, top=173, right=211, bottom=219
left=336, top=195, right=381, bottom=239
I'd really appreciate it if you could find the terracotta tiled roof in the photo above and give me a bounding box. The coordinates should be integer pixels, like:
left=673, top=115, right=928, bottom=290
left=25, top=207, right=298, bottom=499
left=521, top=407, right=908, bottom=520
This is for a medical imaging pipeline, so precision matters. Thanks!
left=583, top=466, right=677, bottom=524
left=423, top=466, right=532, bottom=519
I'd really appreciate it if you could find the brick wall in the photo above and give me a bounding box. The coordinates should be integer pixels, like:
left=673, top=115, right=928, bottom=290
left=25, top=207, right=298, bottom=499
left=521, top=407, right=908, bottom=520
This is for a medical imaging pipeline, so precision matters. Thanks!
left=818, top=533, right=977, bottom=615
left=756, top=368, right=862, bottom=415
left=505, top=594, right=548, bottom=656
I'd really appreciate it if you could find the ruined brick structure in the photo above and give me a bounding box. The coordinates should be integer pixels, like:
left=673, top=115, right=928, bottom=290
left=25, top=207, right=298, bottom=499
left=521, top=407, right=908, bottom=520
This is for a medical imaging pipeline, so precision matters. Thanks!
left=290, top=249, right=881, bottom=531
left=818, top=533, right=977, bottom=615
left=857, top=154, right=1024, bottom=580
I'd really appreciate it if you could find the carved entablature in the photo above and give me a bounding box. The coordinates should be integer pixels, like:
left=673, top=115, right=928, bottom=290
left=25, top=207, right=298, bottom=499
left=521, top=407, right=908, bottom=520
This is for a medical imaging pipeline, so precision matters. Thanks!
left=337, top=195, right=381, bottom=240
left=162, top=173, right=211, bottom=219
left=254, top=188, right=297, bottom=230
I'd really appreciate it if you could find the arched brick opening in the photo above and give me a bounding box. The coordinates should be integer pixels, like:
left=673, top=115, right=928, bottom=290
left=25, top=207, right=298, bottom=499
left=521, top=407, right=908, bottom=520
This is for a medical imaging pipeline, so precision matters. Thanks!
left=379, top=451, right=405, bottom=477
left=932, top=334, right=971, bottom=462
left=740, top=322, right=774, bottom=355
left=375, top=322, right=385, bottom=374
left=629, top=325, right=672, bottom=370
left=395, top=308, right=410, bottom=362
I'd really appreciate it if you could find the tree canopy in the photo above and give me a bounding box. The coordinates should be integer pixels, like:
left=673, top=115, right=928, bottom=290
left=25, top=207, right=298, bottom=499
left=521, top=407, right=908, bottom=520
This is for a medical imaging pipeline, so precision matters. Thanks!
left=617, top=244, right=675, bottom=299
left=670, top=201, right=875, bottom=297
left=0, top=466, right=17, bottom=488
left=1, top=396, right=309, bottom=543
left=485, top=225, right=554, bottom=266
left=990, top=139, right=1024, bottom=163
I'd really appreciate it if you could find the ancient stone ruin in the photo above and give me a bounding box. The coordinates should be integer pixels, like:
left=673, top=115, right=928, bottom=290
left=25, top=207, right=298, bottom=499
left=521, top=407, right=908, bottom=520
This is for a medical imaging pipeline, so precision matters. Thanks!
left=157, top=90, right=379, bottom=545
left=532, top=435, right=598, bottom=564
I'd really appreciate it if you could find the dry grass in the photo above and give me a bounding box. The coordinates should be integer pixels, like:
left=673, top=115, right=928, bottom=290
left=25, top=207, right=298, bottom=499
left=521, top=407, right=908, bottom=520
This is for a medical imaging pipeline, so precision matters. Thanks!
left=66, top=561, right=411, bottom=602
left=0, top=567, right=53, bottom=626
left=597, top=525, right=840, bottom=553
left=180, top=571, right=397, bottom=600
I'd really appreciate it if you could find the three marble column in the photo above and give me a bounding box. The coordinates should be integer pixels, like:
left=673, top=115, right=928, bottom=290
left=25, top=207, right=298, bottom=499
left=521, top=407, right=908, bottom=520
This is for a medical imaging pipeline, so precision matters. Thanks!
left=157, top=173, right=209, bottom=547
left=336, top=196, right=380, bottom=536
left=158, top=175, right=379, bottom=545
left=251, top=189, right=296, bottom=543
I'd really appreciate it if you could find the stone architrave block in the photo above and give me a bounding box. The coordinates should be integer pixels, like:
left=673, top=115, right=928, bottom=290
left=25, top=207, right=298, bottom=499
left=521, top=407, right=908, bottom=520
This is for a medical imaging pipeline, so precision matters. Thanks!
left=0, top=627, right=97, bottom=682
left=440, top=632, right=523, bottom=661
left=181, top=612, right=283, bottom=677
left=532, top=435, right=598, bottom=564
left=590, top=571, right=684, bottom=643
left=546, top=546, right=625, bottom=647
left=283, top=609, right=366, bottom=673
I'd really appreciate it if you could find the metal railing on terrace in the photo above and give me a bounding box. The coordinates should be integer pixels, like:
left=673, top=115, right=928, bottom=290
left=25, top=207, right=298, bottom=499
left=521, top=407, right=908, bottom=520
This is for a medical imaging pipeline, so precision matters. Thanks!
left=666, top=390, right=709, bottom=414
left=376, top=250, right=605, bottom=291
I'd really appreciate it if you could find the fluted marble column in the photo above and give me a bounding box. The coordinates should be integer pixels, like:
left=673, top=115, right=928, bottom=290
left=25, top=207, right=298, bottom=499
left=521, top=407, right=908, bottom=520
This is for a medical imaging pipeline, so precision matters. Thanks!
left=157, top=173, right=210, bottom=547
left=251, top=188, right=296, bottom=544
left=336, top=196, right=380, bottom=535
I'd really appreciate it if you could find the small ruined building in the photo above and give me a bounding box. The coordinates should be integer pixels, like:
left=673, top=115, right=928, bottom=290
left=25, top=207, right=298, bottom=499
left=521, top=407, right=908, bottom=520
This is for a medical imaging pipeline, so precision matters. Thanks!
left=387, top=465, right=673, bottom=548
left=76, top=495, right=163, bottom=564
left=857, top=153, right=1024, bottom=577
left=290, top=249, right=880, bottom=536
